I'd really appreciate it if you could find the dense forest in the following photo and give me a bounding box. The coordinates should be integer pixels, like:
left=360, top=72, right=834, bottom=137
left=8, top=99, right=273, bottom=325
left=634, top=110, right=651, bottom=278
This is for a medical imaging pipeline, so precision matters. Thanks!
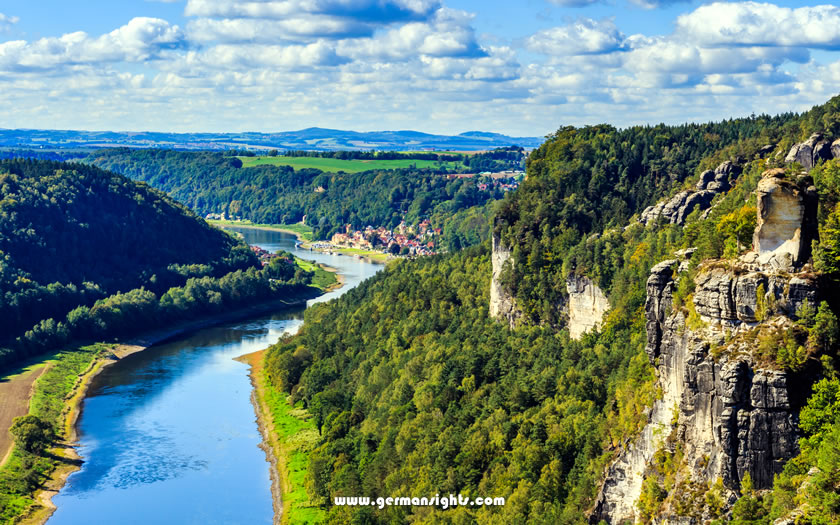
left=85, top=149, right=511, bottom=242
left=0, top=159, right=261, bottom=367
left=263, top=96, right=840, bottom=523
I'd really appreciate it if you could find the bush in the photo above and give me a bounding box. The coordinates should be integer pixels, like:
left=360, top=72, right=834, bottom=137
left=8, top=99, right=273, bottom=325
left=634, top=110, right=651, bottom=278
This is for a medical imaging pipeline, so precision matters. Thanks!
left=9, top=415, right=53, bottom=454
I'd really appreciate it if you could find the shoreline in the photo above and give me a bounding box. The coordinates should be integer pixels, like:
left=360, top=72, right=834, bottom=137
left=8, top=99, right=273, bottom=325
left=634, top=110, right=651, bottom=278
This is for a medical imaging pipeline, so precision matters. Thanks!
left=18, top=290, right=324, bottom=525
left=238, top=350, right=285, bottom=525
left=299, top=241, right=390, bottom=265
left=208, top=220, right=312, bottom=242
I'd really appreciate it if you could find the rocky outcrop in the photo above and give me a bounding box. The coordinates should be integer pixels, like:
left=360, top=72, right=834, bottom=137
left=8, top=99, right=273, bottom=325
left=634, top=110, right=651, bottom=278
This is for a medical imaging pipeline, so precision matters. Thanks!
left=567, top=276, right=610, bottom=339
left=644, top=259, right=678, bottom=362
left=691, top=268, right=818, bottom=332
left=757, top=144, right=775, bottom=158
left=593, top=260, right=818, bottom=524
left=784, top=133, right=838, bottom=170
left=641, top=161, right=741, bottom=226
left=593, top=171, right=823, bottom=523
left=490, top=233, right=522, bottom=328
left=752, top=170, right=818, bottom=270
left=593, top=260, right=682, bottom=522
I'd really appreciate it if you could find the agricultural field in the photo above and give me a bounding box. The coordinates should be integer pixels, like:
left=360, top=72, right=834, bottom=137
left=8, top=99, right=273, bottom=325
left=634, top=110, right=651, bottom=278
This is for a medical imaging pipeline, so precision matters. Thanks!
left=237, top=156, right=467, bottom=173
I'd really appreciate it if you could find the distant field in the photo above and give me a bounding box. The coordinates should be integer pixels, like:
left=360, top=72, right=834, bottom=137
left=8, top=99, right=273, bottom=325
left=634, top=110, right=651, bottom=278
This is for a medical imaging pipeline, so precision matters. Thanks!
left=238, top=156, right=466, bottom=173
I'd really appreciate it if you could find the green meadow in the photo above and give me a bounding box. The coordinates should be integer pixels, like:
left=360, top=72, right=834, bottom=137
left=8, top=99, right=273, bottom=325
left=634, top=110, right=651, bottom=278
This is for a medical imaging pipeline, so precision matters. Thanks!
left=238, top=156, right=466, bottom=173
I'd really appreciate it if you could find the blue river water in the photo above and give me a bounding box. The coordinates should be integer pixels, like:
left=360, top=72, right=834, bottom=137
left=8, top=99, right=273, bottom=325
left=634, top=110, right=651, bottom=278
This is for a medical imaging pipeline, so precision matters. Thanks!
left=47, top=227, right=382, bottom=525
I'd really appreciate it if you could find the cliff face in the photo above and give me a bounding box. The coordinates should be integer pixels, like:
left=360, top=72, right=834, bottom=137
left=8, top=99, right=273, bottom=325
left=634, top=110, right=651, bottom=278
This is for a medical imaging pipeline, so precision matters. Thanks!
left=567, top=275, right=610, bottom=339
left=784, top=133, right=839, bottom=170
left=490, top=236, right=610, bottom=337
left=490, top=233, right=522, bottom=328
left=592, top=170, right=822, bottom=524
left=641, top=161, right=742, bottom=226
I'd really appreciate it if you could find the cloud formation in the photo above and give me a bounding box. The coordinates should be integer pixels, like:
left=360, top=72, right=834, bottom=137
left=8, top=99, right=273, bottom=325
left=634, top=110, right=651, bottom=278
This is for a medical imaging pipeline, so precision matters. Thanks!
left=0, top=13, right=19, bottom=32
left=0, top=18, right=183, bottom=72
left=675, top=2, right=840, bottom=49
left=527, top=19, right=626, bottom=55
left=0, top=1, right=838, bottom=136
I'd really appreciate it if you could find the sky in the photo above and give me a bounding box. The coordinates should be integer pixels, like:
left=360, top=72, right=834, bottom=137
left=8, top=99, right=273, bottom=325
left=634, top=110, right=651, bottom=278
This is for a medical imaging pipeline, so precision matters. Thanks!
left=0, top=0, right=839, bottom=137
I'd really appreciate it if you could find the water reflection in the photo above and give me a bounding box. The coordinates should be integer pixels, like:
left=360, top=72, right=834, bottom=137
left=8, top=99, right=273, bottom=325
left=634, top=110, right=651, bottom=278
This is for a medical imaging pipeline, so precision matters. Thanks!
left=47, top=228, right=382, bottom=525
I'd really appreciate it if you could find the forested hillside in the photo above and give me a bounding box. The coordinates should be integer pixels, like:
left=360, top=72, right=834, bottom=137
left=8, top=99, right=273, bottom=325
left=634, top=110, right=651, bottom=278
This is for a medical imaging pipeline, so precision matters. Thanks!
left=263, top=96, right=840, bottom=523
left=0, top=159, right=258, bottom=365
left=86, top=149, right=507, bottom=242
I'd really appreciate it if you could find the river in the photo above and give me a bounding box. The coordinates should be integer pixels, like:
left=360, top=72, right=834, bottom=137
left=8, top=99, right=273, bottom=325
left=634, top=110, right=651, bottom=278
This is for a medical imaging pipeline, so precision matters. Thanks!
left=47, top=227, right=383, bottom=525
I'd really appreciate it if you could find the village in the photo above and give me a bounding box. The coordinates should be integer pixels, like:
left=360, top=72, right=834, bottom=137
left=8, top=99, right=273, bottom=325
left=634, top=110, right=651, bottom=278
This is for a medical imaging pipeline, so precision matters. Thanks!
left=207, top=171, right=523, bottom=259
left=329, top=219, right=441, bottom=256
left=249, top=245, right=294, bottom=266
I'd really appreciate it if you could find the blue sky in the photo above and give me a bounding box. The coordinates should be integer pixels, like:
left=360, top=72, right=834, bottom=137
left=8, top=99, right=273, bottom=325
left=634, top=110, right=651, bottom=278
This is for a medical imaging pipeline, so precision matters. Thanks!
left=0, top=0, right=839, bottom=136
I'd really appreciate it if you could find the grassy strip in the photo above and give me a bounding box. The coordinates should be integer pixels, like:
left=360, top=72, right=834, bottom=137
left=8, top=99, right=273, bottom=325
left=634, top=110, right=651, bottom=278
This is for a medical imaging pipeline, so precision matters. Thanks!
left=263, top=376, right=325, bottom=524
left=246, top=351, right=325, bottom=525
left=0, top=344, right=107, bottom=524
left=237, top=156, right=466, bottom=173
left=294, top=259, right=338, bottom=292
left=304, top=244, right=390, bottom=264
left=208, top=220, right=314, bottom=242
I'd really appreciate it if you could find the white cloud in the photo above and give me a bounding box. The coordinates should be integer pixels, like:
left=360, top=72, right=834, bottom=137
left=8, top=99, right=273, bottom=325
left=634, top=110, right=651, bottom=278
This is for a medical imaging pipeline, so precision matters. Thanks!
left=0, top=13, right=19, bottom=31
left=527, top=18, right=626, bottom=56
left=179, top=41, right=348, bottom=70
left=338, top=8, right=484, bottom=60
left=420, top=46, right=518, bottom=81
left=0, top=18, right=183, bottom=72
left=676, top=2, right=840, bottom=49
left=0, top=0, right=839, bottom=137
left=187, top=15, right=374, bottom=42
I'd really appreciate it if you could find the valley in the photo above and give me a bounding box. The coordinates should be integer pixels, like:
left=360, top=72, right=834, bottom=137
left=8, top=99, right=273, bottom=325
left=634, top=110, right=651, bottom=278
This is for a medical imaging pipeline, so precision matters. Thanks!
left=1, top=98, right=839, bottom=525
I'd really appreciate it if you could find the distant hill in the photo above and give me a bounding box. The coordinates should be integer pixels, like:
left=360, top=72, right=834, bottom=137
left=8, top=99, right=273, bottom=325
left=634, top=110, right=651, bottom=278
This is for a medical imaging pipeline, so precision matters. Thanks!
left=0, top=127, right=543, bottom=152
left=0, top=158, right=257, bottom=348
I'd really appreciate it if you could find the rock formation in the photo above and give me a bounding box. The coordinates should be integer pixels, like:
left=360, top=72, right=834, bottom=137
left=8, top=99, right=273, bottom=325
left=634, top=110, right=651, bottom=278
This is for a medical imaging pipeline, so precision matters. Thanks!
left=641, top=161, right=742, bottom=226
left=751, top=169, right=818, bottom=270
left=490, top=233, right=522, bottom=328
left=592, top=171, right=821, bottom=524
left=567, top=275, right=610, bottom=339
left=784, top=133, right=838, bottom=170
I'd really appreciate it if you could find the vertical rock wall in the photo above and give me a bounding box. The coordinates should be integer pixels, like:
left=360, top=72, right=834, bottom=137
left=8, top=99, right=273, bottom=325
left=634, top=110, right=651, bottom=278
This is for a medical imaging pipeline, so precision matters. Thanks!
left=593, top=261, right=817, bottom=524
left=592, top=169, right=821, bottom=523
left=490, top=233, right=522, bottom=328
left=567, top=275, right=610, bottom=339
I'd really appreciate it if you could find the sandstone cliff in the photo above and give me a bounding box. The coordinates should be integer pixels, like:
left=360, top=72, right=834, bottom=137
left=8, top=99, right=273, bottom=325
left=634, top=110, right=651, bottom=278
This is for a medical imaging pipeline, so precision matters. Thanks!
left=567, top=275, right=610, bottom=339
left=641, top=161, right=741, bottom=226
left=784, top=133, right=839, bottom=170
left=592, top=170, right=822, bottom=524
left=490, top=236, right=610, bottom=337
left=490, top=233, right=522, bottom=328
